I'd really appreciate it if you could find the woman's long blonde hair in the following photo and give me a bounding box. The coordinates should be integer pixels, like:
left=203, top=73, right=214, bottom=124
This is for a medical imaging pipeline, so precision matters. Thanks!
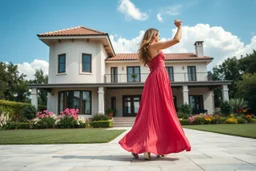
left=138, top=28, right=159, bottom=66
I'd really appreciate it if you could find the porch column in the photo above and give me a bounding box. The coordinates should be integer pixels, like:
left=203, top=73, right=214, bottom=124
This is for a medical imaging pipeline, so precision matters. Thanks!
left=182, top=85, right=189, bottom=104
left=222, top=85, right=229, bottom=102
left=98, top=87, right=105, bottom=114
left=212, top=92, right=215, bottom=113
left=31, top=88, right=38, bottom=110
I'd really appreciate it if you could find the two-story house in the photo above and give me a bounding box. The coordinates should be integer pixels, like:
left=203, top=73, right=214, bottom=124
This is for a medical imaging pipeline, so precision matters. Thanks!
left=29, top=26, right=231, bottom=117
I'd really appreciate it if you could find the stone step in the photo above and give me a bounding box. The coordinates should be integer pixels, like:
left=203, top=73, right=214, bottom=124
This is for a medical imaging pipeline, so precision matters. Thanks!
left=113, top=124, right=134, bottom=127
left=113, top=117, right=136, bottom=127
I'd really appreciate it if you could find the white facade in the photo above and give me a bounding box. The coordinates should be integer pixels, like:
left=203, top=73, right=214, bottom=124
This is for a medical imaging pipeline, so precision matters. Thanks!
left=48, top=40, right=107, bottom=84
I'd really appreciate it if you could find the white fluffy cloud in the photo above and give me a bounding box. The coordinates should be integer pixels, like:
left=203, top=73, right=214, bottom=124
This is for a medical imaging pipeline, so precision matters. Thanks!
left=157, top=13, right=163, bottom=23
left=117, top=0, right=148, bottom=21
left=110, top=24, right=256, bottom=70
left=109, top=31, right=145, bottom=53
left=157, top=5, right=182, bottom=23
left=17, top=59, right=48, bottom=80
left=165, top=5, right=182, bottom=16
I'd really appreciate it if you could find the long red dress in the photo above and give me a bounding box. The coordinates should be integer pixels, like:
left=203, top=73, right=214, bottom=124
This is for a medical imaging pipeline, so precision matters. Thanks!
left=119, top=51, right=191, bottom=155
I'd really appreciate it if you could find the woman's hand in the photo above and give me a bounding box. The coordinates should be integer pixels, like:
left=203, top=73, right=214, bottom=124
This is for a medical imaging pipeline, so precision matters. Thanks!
left=174, top=19, right=182, bottom=28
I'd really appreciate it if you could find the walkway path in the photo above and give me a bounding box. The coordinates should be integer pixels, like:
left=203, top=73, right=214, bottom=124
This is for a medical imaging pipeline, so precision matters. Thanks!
left=0, top=128, right=255, bottom=171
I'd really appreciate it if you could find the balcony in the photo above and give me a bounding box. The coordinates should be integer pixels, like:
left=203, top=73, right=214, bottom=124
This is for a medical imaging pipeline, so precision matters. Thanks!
left=104, top=72, right=213, bottom=83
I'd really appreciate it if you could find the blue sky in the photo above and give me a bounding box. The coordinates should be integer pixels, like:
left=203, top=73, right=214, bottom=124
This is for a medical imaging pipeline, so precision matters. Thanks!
left=0, top=0, right=255, bottom=78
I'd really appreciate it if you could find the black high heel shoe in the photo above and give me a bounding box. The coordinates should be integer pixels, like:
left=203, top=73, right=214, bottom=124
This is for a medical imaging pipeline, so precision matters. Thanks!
left=131, top=152, right=139, bottom=159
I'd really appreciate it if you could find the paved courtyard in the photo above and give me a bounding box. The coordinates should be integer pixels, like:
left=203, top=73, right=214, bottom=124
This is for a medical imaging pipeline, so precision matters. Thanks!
left=0, top=128, right=256, bottom=171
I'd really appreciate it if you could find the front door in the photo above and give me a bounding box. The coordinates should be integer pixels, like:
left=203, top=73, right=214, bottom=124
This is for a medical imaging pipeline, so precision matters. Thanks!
left=123, top=95, right=141, bottom=116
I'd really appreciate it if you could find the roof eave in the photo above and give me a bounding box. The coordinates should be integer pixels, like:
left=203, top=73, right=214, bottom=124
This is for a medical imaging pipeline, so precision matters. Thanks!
left=38, top=34, right=115, bottom=57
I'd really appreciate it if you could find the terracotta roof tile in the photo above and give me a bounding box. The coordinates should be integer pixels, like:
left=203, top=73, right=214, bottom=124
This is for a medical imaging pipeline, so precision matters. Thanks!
left=106, top=53, right=213, bottom=61
left=38, top=26, right=107, bottom=37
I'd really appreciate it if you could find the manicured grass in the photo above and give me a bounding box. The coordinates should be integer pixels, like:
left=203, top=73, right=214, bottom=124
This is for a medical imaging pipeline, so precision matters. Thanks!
left=0, top=129, right=126, bottom=144
left=183, top=124, right=256, bottom=139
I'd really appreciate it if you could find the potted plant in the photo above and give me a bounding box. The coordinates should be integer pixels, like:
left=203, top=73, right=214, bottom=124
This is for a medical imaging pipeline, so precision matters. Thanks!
left=131, top=73, right=137, bottom=82
left=106, top=108, right=116, bottom=118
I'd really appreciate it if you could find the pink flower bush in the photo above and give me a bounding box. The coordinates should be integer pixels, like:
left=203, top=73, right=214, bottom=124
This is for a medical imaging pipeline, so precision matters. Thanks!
left=30, top=108, right=88, bottom=128
left=188, top=114, right=215, bottom=124
left=59, top=108, right=79, bottom=120
left=188, top=117, right=195, bottom=124
left=36, top=110, right=56, bottom=119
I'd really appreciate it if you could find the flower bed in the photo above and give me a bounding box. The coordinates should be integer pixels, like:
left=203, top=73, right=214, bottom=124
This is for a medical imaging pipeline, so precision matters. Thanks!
left=0, top=108, right=113, bottom=130
left=179, top=113, right=256, bottom=125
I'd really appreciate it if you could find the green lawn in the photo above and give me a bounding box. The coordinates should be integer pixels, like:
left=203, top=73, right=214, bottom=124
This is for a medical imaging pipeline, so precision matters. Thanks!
left=183, top=124, right=256, bottom=139
left=0, top=129, right=126, bottom=144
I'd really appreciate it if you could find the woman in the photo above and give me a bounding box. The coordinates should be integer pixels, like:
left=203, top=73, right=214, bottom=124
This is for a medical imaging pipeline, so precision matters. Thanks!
left=119, top=19, right=191, bottom=160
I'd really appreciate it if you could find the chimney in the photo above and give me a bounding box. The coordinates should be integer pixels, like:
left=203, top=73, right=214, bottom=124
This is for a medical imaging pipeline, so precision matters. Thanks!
left=194, top=41, right=204, bottom=57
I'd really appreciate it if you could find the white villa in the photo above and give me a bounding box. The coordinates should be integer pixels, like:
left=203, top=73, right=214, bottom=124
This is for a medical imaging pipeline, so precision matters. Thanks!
left=29, top=26, right=231, bottom=117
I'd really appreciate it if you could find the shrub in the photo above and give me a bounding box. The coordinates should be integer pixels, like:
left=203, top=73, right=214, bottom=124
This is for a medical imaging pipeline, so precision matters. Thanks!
left=17, top=122, right=30, bottom=129
left=37, top=117, right=56, bottom=128
left=179, top=119, right=189, bottom=125
left=188, top=114, right=223, bottom=125
left=194, top=114, right=206, bottom=124
left=225, top=118, right=238, bottom=124
left=0, top=112, right=12, bottom=129
left=31, top=110, right=57, bottom=129
left=250, top=118, right=256, bottom=123
left=177, top=111, right=189, bottom=119
left=57, top=108, right=89, bottom=128
left=242, top=114, right=253, bottom=123
left=220, top=101, right=232, bottom=116
left=0, top=100, right=31, bottom=117
left=229, top=98, right=248, bottom=114
left=11, top=114, right=27, bottom=122
left=23, top=105, right=37, bottom=120
left=90, top=120, right=113, bottom=128
left=76, top=117, right=89, bottom=128
left=91, top=114, right=110, bottom=121
left=188, top=116, right=195, bottom=124
left=237, top=117, right=247, bottom=124
left=220, top=117, right=227, bottom=124
left=4, top=122, right=19, bottom=130
left=0, top=106, right=14, bottom=116
left=179, top=104, right=192, bottom=116
left=57, top=116, right=77, bottom=128
left=210, top=114, right=222, bottom=124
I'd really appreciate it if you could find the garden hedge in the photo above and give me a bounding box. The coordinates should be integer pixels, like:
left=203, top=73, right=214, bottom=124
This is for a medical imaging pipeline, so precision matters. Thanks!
left=90, top=120, right=113, bottom=128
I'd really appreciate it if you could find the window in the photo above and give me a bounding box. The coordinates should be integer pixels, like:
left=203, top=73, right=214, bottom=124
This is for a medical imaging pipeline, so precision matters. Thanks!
left=111, top=67, right=118, bottom=83
left=189, top=95, right=204, bottom=114
left=127, top=66, right=140, bottom=82
left=82, top=54, right=91, bottom=72
left=187, top=66, right=197, bottom=81
left=166, top=66, right=174, bottom=81
left=58, top=54, right=66, bottom=73
left=123, top=95, right=141, bottom=116
left=58, top=90, right=92, bottom=114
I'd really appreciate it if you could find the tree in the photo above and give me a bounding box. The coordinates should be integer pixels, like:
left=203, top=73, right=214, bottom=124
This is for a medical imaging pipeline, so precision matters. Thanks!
left=238, top=50, right=256, bottom=74
left=237, top=73, right=256, bottom=113
left=212, top=57, right=241, bottom=107
left=0, top=62, right=29, bottom=102
left=30, top=69, right=48, bottom=106
left=0, top=62, right=8, bottom=99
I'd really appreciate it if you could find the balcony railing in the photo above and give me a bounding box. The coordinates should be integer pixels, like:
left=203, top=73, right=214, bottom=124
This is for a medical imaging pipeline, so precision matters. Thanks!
left=104, top=72, right=214, bottom=83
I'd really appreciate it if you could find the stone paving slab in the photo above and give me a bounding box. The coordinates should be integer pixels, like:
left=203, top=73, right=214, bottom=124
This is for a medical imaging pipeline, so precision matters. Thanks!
left=0, top=128, right=256, bottom=171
